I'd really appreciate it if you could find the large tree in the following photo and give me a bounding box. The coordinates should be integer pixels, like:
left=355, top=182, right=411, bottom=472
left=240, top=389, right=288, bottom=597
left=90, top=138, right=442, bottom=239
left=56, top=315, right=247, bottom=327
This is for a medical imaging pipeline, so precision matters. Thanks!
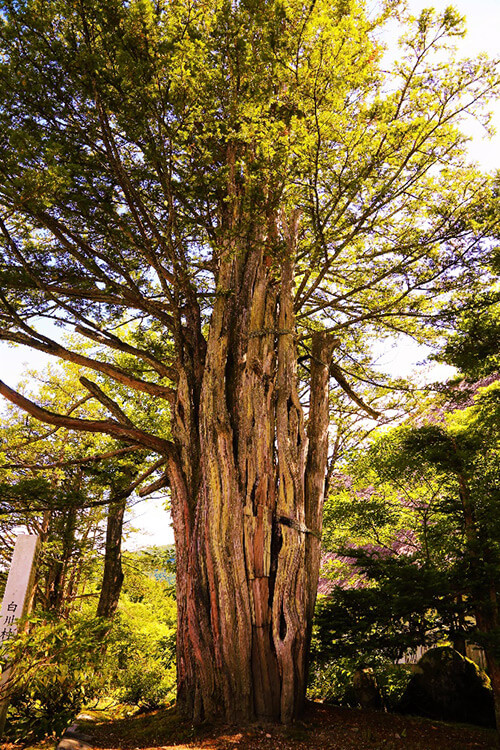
left=0, top=0, right=498, bottom=722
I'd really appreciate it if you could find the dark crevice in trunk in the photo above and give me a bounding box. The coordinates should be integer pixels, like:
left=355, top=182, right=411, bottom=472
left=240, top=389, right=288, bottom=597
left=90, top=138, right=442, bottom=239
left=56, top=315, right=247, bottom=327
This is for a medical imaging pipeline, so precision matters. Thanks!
left=268, top=517, right=282, bottom=607
left=279, top=608, right=287, bottom=640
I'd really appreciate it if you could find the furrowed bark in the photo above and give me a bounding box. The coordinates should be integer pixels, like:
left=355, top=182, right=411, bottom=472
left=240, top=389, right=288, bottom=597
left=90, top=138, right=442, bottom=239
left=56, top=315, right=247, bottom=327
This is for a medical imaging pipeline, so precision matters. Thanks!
left=305, top=331, right=339, bottom=642
left=273, top=248, right=309, bottom=723
left=168, top=206, right=338, bottom=723
left=236, top=247, right=281, bottom=721
left=175, top=245, right=255, bottom=722
left=167, top=208, right=337, bottom=722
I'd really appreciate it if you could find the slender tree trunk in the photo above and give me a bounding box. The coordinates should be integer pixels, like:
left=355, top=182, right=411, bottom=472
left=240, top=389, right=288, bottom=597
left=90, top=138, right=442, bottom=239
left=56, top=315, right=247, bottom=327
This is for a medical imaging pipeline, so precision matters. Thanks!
left=168, top=218, right=336, bottom=723
left=46, top=506, right=77, bottom=614
left=97, top=494, right=127, bottom=620
left=304, top=330, right=339, bottom=664
left=475, top=584, right=500, bottom=735
left=459, top=469, right=500, bottom=735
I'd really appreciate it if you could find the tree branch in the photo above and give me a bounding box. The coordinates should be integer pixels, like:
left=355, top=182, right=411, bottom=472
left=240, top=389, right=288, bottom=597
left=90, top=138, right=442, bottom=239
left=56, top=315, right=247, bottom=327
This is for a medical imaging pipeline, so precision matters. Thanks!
left=75, top=324, right=177, bottom=380
left=79, top=376, right=135, bottom=427
left=0, top=380, right=174, bottom=455
left=1, top=445, right=142, bottom=470
left=125, top=457, right=169, bottom=497
left=137, top=473, right=170, bottom=497
left=0, top=329, right=175, bottom=402
left=330, top=363, right=380, bottom=419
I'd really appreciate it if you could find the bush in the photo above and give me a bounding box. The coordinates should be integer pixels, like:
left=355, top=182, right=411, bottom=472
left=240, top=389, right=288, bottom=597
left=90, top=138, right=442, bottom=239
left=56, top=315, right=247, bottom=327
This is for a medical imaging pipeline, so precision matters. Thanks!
left=118, top=654, right=176, bottom=709
left=308, top=657, right=359, bottom=706
left=3, top=616, right=107, bottom=742
left=308, top=655, right=412, bottom=709
left=375, top=661, right=413, bottom=709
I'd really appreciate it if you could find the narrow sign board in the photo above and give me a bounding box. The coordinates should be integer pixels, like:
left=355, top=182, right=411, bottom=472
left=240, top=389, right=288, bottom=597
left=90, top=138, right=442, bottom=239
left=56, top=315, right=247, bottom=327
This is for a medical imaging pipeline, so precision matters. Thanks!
left=0, top=534, right=40, bottom=737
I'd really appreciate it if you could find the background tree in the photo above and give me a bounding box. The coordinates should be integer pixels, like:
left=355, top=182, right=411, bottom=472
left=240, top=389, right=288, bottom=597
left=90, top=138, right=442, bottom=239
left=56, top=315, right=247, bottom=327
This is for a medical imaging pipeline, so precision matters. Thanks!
left=431, top=292, right=500, bottom=381
left=0, top=364, right=164, bottom=619
left=317, top=378, right=500, bottom=726
left=0, top=0, right=498, bottom=722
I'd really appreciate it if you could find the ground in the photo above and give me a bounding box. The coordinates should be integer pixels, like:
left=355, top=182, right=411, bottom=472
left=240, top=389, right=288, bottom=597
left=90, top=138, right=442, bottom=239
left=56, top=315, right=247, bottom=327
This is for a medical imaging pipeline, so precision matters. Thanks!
left=4, top=702, right=498, bottom=750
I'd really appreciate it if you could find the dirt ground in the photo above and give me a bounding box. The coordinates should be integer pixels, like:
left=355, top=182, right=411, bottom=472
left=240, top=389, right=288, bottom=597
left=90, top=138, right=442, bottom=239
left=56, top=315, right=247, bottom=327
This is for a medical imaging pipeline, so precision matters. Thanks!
left=6, top=701, right=497, bottom=750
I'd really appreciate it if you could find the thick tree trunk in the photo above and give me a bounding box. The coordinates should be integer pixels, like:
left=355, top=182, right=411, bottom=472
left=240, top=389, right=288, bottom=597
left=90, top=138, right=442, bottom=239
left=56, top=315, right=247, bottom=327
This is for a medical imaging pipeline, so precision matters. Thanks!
left=487, top=657, right=500, bottom=734
left=168, top=221, right=335, bottom=723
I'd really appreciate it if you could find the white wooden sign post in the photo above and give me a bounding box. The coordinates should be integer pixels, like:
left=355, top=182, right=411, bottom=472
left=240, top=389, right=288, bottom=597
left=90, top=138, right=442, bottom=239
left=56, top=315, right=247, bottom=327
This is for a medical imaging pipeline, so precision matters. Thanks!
left=0, top=534, right=40, bottom=738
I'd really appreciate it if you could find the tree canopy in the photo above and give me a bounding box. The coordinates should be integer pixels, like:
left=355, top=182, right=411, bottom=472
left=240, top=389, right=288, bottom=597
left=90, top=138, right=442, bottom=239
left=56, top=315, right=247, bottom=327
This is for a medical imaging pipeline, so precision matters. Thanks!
left=0, top=0, right=498, bottom=423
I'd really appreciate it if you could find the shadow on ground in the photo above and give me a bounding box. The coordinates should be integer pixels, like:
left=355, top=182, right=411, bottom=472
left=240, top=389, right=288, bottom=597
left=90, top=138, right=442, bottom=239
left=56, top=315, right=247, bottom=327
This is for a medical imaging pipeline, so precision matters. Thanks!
left=71, top=701, right=498, bottom=750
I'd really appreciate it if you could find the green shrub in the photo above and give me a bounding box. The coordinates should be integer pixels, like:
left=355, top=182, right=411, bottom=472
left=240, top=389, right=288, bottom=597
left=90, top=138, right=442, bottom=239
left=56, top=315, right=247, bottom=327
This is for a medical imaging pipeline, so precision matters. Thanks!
left=376, top=661, right=413, bottom=709
left=118, top=655, right=176, bottom=709
left=3, top=616, right=107, bottom=742
left=308, top=655, right=412, bottom=709
left=308, top=657, right=358, bottom=705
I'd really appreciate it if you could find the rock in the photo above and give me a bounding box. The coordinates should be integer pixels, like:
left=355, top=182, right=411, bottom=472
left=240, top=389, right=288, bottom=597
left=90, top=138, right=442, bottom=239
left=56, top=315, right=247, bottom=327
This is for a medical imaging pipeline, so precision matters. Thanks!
left=56, top=724, right=93, bottom=750
left=353, top=668, right=384, bottom=710
left=56, top=740, right=92, bottom=750
left=396, top=646, right=496, bottom=728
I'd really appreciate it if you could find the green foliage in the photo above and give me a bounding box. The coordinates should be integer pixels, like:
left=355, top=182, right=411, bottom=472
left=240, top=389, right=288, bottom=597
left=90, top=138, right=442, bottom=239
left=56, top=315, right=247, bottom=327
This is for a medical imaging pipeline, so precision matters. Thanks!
left=101, top=547, right=177, bottom=709
left=308, top=657, right=358, bottom=706
left=308, top=655, right=412, bottom=709
left=376, top=662, right=414, bottom=709
left=434, top=295, right=500, bottom=380
left=115, top=652, right=175, bottom=710
left=123, top=546, right=176, bottom=594
left=0, top=0, right=497, bottom=390
left=3, top=615, right=106, bottom=743
left=319, top=380, right=500, bottom=669
left=313, top=562, right=464, bottom=664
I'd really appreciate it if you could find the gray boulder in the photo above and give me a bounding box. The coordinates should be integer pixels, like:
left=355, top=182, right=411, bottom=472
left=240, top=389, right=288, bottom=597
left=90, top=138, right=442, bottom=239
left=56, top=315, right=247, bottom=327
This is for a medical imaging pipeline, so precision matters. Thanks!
left=56, top=723, right=93, bottom=750
left=397, top=646, right=496, bottom=728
